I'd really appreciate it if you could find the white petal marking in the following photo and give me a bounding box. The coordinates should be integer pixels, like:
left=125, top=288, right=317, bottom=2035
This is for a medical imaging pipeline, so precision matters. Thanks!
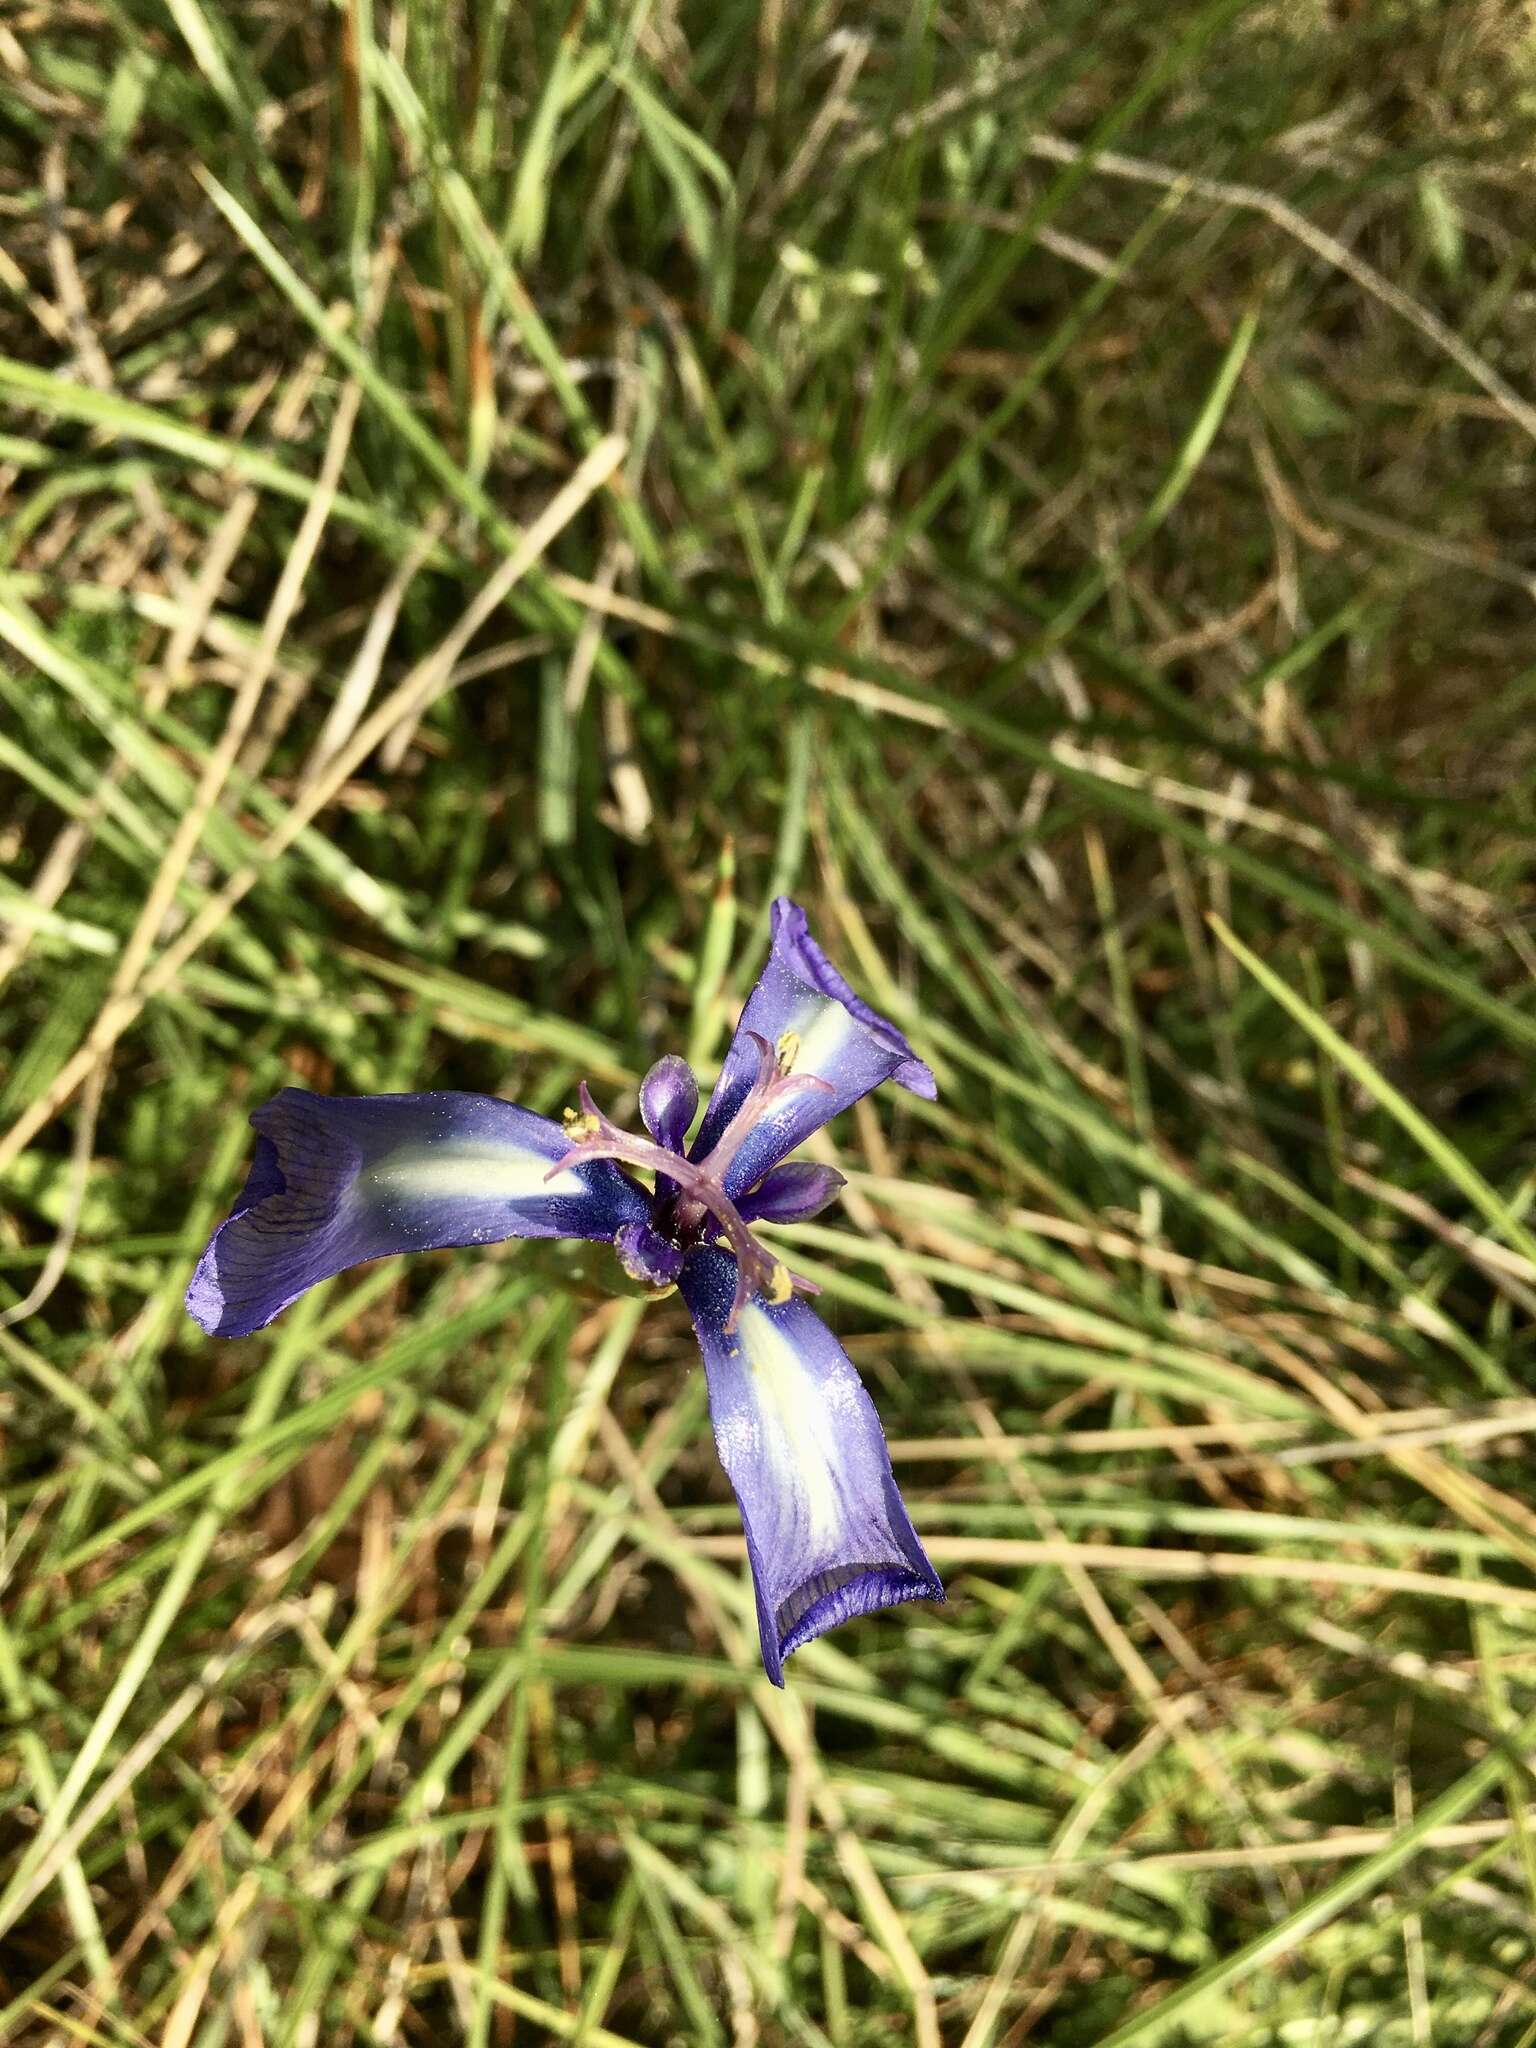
left=365, top=1140, right=586, bottom=1204
left=736, top=1302, right=845, bottom=1553
left=782, top=996, right=861, bottom=1085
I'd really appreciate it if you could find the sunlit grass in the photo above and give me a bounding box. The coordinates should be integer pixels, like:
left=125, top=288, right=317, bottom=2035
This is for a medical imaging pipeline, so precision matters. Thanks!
left=3, top=0, right=1536, bottom=2041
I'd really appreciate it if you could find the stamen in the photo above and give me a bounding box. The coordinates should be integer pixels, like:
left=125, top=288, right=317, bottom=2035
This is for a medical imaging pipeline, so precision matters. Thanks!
left=774, top=1029, right=800, bottom=1075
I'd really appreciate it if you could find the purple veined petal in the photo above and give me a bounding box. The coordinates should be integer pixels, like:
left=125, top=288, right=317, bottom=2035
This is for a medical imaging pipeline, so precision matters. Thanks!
left=691, top=897, right=937, bottom=1200
left=639, top=1054, right=699, bottom=1154
left=186, top=1089, right=648, bottom=1339
left=679, top=1247, right=942, bottom=1686
left=735, top=1161, right=846, bottom=1226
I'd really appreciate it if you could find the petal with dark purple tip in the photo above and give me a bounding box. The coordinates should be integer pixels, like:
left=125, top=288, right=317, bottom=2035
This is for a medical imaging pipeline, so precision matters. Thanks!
left=691, top=897, right=936, bottom=1199
left=186, top=1089, right=648, bottom=1339
left=679, top=1247, right=942, bottom=1685
left=736, top=1162, right=846, bottom=1226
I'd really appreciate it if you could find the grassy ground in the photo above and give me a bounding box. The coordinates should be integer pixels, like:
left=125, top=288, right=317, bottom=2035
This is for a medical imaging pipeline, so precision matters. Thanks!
left=4, top=0, right=1536, bottom=2039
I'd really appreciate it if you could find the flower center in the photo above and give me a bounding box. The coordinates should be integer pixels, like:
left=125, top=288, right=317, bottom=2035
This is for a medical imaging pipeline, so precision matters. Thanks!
left=545, top=1034, right=830, bottom=1331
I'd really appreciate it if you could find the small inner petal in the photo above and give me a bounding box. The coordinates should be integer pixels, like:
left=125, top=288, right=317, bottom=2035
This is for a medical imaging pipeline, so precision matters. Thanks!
left=736, top=1162, right=845, bottom=1226
left=639, top=1053, right=699, bottom=1154
left=615, top=1218, right=685, bottom=1291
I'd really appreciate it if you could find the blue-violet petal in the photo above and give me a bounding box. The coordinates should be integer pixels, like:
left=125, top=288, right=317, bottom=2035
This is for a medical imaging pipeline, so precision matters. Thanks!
left=186, top=1089, right=647, bottom=1338
left=679, top=1246, right=942, bottom=1685
left=690, top=897, right=936, bottom=1198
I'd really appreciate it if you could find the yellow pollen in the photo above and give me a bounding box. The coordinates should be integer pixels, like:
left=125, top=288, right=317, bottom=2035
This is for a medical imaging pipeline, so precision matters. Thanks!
left=764, top=1262, right=793, bottom=1305
left=775, top=1029, right=801, bottom=1075
left=562, top=1108, right=600, bottom=1141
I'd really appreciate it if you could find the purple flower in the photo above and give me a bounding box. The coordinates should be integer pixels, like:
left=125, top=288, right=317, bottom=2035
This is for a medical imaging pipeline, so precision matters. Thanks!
left=186, top=897, right=941, bottom=1682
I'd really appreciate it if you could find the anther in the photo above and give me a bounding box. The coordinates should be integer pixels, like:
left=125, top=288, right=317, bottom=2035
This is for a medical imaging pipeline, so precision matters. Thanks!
left=774, top=1030, right=800, bottom=1075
